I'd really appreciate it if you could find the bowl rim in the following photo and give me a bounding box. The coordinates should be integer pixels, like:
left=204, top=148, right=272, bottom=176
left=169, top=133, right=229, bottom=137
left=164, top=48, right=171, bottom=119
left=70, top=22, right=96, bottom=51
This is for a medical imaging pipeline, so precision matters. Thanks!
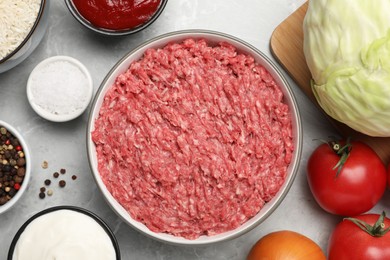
left=64, top=0, right=168, bottom=36
left=0, top=120, right=31, bottom=215
left=0, top=0, right=47, bottom=64
left=7, top=205, right=121, bottom=260
left=86, top=29, right=303, bottom=245
left=26, top=55, right=94, bottom=122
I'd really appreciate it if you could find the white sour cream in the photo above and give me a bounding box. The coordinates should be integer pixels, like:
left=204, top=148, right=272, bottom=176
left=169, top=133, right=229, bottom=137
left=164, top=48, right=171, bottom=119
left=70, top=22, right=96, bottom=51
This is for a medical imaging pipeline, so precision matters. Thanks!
left=12, top=209, right=117, bottom=260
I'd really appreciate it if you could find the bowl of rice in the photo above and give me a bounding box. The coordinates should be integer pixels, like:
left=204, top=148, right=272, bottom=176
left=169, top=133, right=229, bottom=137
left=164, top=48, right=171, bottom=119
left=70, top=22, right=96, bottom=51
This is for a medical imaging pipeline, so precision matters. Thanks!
left=0, top=0, right=49, bottom=74
left=87, top=30, right=302, bottom=245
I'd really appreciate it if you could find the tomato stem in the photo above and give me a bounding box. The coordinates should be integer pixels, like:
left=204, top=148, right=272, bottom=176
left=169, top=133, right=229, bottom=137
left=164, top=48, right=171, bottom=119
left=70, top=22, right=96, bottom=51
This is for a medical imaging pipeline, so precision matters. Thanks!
left=345, top=211, right=390, bottom=237
left=312, top=137, right=352, bottom=176
left=329, top=137, right=352, bottom=177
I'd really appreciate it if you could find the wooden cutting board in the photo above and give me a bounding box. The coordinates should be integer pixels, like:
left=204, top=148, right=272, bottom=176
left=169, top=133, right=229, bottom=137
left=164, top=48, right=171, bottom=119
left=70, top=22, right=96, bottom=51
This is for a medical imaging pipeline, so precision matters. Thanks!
left=270, top=1, right=390, bottom=165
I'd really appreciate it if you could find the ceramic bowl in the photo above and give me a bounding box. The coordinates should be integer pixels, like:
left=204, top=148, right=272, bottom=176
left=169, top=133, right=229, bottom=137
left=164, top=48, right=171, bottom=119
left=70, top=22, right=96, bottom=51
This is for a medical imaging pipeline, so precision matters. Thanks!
left=87, top=30, right=303, bottom=245
left=26, top=55, right=94, bottom=122
left=0, top=120, right=31, bottom=215
left=7, top=206, right=121, bottom=260
left=64, top=0, right=168, bottom=36
left=0, top=0, right=49, bottom=74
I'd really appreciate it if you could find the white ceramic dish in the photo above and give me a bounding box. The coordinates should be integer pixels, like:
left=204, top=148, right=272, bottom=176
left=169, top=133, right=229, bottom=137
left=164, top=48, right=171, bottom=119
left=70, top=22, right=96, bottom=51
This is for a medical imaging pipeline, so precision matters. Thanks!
left=7, top=206, right=121, bottom=260
left=87, top=30, right=303, bottom=245
left=0, top=120, right=31, bottom=215
left=26, top=56, right=94, bottom=122
left=0, top=0, right=49, bottom=74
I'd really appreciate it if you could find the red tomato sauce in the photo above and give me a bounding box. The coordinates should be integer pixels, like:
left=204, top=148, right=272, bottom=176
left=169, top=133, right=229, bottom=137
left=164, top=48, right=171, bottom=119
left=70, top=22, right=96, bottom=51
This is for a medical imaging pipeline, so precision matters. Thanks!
left=72, top=0, right=162, bottom=30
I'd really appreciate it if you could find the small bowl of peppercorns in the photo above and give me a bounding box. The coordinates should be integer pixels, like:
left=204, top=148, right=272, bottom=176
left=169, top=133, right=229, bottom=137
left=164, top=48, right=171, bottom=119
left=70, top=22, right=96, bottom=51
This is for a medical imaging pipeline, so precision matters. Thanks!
left=0, top=120, right=31, bottom=214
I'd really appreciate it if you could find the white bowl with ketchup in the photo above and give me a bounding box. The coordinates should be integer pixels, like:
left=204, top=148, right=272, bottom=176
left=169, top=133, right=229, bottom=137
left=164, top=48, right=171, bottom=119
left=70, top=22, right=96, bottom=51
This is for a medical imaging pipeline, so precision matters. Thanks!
left=64, top=0, right=168, bottom=36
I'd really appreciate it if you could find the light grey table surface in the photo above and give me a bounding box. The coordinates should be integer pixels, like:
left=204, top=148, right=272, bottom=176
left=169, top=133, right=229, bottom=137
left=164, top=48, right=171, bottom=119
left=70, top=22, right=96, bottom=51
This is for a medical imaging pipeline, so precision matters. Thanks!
left=1, top=1, right=389, bottom=259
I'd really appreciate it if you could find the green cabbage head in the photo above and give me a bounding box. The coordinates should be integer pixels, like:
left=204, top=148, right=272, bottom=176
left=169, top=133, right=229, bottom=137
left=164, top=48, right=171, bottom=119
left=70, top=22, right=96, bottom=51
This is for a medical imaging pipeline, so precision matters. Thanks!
left=303, top=0, right=390, bottom=137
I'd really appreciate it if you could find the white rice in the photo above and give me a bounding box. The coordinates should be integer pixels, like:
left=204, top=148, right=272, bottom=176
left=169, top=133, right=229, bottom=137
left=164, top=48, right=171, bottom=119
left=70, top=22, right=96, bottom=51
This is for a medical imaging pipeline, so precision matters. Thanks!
left=0, top=0, right=42, bottom=60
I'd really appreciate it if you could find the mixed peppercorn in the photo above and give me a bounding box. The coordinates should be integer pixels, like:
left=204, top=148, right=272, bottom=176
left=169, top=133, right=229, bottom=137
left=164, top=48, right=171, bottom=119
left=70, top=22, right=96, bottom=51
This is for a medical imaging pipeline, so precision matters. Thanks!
left=0, top=126, right=26, bottom=206
left=38, top=162, right=77, bottom=199
left=0, top=127, right=80, bottom=204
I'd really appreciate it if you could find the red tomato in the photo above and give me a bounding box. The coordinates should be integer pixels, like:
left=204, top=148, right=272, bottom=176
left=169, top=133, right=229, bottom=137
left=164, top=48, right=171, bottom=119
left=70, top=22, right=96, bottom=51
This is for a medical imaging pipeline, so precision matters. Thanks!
left=307, top=140, right=386, bottom=216
left=387, top=163, right=390, bottom=188
left=328, top=213, right=390, bottom=260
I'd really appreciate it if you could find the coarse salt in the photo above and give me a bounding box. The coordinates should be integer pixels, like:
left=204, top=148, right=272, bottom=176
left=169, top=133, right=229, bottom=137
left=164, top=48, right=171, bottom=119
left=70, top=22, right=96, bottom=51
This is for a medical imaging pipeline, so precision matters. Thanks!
left=27, top=56, right=93, bottom=122
left=30, top=60, right=88, bottom=115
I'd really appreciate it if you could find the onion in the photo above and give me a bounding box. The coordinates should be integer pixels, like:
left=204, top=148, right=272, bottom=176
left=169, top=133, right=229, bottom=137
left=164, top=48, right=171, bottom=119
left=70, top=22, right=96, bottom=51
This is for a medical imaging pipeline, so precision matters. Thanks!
left=247, top=230, right=326, bottom=260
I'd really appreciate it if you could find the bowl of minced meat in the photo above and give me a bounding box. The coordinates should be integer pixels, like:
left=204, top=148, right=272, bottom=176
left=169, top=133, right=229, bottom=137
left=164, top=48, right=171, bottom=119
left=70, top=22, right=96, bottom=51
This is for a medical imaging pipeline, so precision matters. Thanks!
left=87, top=30, right=303, bottom=245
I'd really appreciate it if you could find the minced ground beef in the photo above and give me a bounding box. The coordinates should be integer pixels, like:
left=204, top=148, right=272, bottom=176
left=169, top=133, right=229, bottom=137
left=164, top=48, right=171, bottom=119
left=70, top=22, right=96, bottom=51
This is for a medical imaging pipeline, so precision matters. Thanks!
left=92, top=38, right=294, bottom=239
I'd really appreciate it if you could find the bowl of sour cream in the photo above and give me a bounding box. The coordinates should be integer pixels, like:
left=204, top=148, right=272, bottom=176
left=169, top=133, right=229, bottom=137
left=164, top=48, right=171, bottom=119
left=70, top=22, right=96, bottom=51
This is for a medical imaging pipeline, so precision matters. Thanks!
left=8, top=206, right=120, bottom=260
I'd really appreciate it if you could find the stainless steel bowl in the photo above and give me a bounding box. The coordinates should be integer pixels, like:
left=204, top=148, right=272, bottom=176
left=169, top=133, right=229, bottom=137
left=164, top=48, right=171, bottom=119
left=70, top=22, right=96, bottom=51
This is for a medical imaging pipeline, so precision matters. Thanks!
left=64, top=0, right=168, bottom=36
left=0, top=0, right=49, bottom=74
left=87, top=30, right=303, bottom=245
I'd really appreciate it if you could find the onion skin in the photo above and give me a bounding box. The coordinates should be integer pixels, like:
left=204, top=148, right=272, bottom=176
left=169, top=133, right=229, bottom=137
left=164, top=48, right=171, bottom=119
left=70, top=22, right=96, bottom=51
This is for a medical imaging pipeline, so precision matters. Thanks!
left=247, top=230, right=326, bottom=260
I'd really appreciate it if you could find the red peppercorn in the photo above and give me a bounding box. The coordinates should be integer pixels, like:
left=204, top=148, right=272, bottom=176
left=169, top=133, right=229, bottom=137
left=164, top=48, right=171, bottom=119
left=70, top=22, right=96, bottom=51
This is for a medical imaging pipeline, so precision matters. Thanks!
left=5, top=140, right=10, bottom=145
left=14, top=183, right=21, bottom=190
left=15, top=145, right=22, bottom=151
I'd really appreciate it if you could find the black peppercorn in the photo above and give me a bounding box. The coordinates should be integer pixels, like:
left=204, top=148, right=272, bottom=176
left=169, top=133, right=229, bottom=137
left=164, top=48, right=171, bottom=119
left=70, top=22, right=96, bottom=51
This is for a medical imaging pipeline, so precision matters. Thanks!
left=59, top=180, right=66, bottom=188
left=39, top=192, right=45, bottom=199
left=3, top=165, right=11, bottom=172
left=8, top=188, right=16, bottom=197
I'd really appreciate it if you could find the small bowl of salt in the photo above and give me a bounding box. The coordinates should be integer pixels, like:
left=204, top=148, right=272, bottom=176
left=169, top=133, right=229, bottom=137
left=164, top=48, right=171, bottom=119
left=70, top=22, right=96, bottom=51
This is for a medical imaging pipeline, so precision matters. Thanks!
left=27, top=56, right=93, bottom=122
